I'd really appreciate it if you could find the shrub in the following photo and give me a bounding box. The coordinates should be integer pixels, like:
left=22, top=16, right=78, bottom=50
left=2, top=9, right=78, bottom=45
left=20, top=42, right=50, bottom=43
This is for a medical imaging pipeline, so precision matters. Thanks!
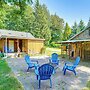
left=87, top=81, right=90, bottom=88
left=40, top=47, right=46, bottom=54
left=50, top=42, right=60, bottom=48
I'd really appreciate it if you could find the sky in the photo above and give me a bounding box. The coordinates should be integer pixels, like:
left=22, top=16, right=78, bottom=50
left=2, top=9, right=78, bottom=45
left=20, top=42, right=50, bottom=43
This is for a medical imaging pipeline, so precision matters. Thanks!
left=40, top=0, right=90, bottom=27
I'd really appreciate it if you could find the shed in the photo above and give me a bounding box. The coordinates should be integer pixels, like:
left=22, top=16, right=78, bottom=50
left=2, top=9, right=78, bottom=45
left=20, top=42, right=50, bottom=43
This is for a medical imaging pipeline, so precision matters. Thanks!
left=58, top=20, right=90, bottom=60
left=0, top=29, right=45, bottom=57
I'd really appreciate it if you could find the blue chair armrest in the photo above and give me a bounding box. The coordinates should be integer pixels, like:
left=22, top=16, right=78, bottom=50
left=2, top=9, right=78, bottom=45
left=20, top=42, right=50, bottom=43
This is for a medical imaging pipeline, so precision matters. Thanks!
left=49, top=58, right=52, bottom=63
left=65, top=61, right=73, bottom=66
left=35, top=65, right=39, bottom=75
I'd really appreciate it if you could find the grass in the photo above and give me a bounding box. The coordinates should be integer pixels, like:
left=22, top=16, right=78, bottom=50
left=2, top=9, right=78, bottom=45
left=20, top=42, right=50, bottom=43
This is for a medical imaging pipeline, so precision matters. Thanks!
left=29, top=47, right=61, bottom=56
left=0, top=59, right=24, bottom=90
left=82, top=81, right=90, bottom=90
left=87, top=81, right=90, bottom=88
left=45, top=47, right=61, bottom=56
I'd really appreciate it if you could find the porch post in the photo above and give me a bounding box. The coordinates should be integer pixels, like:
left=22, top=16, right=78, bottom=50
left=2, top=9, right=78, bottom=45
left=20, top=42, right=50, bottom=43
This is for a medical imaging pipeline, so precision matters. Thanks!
left=68, top=43, right=70, bottom=59
left=17, top=39, right=20, bottom=56
left=5, top=37, right=8, bottom=57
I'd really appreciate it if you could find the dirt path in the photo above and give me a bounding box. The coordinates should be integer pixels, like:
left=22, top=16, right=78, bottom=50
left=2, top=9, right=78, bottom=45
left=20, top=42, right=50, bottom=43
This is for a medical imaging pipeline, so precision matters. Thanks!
left=6, top=57, right=90, bottom=90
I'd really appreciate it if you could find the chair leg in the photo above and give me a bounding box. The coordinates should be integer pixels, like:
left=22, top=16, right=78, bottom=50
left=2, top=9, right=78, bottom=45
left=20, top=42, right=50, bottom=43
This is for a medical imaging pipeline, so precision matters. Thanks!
left=38, top=80, right=41, bottom=89
left=37, top=75, right=38, bottom=80
left=27, top=67, right=29, bottom=72
left=50, top=78, right=52, bottom=88
left=62, top=67, right=64, bottom=71
left=63, top=69, right=66, bottom=75
left=73, top=70, right=76, bottom=75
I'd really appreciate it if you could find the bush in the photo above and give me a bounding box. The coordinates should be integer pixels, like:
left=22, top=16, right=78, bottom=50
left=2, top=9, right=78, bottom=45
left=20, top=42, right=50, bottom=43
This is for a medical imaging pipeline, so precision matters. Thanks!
left=82, top=81, right=90, bottom=90
left=87, top=81, right=90, bottom=88
left=40, top=47, right=46, bottom=54
left=0, top=53, right=4, bottom=58
left=50, top=42, right=60, bottom=48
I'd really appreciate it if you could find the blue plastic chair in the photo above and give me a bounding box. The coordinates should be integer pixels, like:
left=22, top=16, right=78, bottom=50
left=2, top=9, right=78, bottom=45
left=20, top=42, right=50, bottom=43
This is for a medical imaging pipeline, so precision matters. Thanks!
left=4, top=46, right=12, bottom=53
left=63, top=56, right=80, bottom=75
left=24, top=54, right=38, bottom=71
left=35, top=64, right=54, bottom=88
left=49, top=53, right=59, bottom=65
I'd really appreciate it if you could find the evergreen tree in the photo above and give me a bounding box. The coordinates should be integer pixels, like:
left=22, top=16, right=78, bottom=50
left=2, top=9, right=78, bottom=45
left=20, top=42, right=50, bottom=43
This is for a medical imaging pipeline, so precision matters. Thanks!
left=33, top=0, right=51, bottom=45
left=5, top=6, right=35, bottom=32
left=0, top=4, right=11, bottom=29
left=63, top=23, right=71, bottom=40
left=78, top=19, right=85, bottom=31
left=71, top=22, right=78, bottom=37
left=50, top=14, right=64, bottom=42
left=0, top=0, right=33, bottom=13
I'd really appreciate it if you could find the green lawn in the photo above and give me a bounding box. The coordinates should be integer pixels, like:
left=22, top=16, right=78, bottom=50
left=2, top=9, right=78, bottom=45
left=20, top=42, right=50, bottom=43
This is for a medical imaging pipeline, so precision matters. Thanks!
left=45, top=47, right=61, bottom=56
left=0, top=60, right=24, bottom=90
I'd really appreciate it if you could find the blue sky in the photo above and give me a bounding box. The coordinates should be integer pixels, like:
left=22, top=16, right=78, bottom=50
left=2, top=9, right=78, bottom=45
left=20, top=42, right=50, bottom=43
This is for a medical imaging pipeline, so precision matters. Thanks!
left=40, top=0, right=90, bottom=27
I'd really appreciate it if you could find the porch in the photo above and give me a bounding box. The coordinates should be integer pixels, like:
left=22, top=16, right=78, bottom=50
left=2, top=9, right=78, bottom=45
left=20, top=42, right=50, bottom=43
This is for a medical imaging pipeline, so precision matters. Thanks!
left=60, top=40, right=90, bottom=60
left=0, top=38, right=28, bottom=57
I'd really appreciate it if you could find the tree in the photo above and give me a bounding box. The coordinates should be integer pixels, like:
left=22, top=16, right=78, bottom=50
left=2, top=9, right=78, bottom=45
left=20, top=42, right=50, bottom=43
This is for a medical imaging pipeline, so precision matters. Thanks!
left=71, top=22, right=78, bottom=37
left=63, top=23, right=71, bottom=40
left=5, top=6, right=35, bottom=32
left=0, top=0, right=34, bottom=30
left=71, top=20, right=85, bottom=38
left=50, top=14, right=64, bottom=42
left=0, top=0, right=33, bottom=13
left=0, top=4, right=11, bottom=29
left=33, top=0, right=51, bottom=45
left=0, top=8, right=6, bottom=28
left=78, top=20, right=85, bottom=31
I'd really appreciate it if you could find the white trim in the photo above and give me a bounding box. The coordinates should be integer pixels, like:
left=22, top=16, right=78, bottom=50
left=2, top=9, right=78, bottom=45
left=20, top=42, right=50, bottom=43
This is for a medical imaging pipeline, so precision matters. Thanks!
left=60, top=39, right=90, bottom=43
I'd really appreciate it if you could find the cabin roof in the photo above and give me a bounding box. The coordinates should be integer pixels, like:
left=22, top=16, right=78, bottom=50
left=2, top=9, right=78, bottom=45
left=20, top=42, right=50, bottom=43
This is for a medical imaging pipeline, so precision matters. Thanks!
left=59, top=39, right=90, bottom=44
left=70, top=19, right=90, bottom=40
left=0, top=29, right=45, bottom=41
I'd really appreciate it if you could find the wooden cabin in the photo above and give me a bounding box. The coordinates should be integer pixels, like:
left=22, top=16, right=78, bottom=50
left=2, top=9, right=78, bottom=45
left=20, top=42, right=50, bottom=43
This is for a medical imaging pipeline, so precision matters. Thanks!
left=0, top=29, right=45, bottom=57
left=60, top=20, right=90, bottom=61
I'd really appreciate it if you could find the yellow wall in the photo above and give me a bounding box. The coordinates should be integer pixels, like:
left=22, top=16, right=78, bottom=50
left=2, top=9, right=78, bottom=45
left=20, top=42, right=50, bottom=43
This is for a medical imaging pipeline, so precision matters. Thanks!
left=22, top=39, right=28, bottom=53
left=28, top=40, right=44, bottom=54
left=0, top=39, right=4, bottom=52
left=0, top=39, right=44, bottom=54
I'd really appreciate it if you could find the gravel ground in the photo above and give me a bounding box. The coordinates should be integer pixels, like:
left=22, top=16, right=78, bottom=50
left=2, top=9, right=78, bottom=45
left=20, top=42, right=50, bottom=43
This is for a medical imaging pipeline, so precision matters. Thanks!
left=6, top=56, right=90, bottom=90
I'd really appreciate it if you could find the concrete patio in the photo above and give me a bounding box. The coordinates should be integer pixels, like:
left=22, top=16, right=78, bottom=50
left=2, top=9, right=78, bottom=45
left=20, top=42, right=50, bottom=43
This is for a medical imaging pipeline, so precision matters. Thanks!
left=6, top=56, right=90, bottom=90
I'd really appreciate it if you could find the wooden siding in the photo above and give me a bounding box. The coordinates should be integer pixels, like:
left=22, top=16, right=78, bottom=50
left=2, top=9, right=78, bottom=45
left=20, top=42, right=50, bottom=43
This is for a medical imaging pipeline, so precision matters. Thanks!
left=0, top=38, right=44, bottom=54
left=84, top=42, right=90, bottom=60
left=63, top=27, right=90, bottom=61
left=0, top=39, right=4, bottom=52
left=22, top=39, right=28, bottom=53
left=68, top=42, right=90, bottom=60
left=28, top=40, right=44, bottom=54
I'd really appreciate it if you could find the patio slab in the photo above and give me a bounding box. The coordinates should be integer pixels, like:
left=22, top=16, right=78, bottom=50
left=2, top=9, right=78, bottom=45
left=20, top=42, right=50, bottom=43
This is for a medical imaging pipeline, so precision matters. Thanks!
left=6, top=56, right=90, bottom=90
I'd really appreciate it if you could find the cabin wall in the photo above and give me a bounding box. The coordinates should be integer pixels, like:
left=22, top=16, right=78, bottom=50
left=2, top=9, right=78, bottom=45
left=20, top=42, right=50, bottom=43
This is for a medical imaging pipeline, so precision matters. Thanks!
left=68, top=42, right=90, bottom=60
left=22, top=39, right=28, bottom=53
left=0, top=38, right=44, bottom=54
left=28, top=40, right=44, bottom=54
left=84, top=42, right=90, bottom=60
left=0, top=39, right=4, bottom=52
